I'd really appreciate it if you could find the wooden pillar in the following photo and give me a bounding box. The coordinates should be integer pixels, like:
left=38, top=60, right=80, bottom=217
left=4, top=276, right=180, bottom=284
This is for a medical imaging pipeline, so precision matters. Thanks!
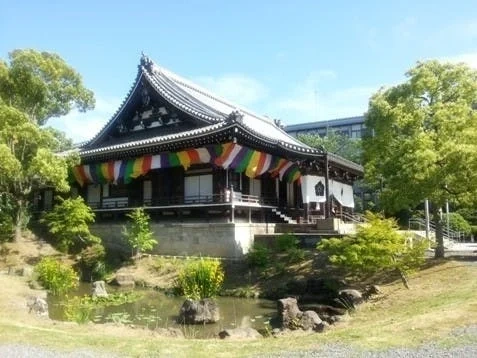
left=248, top=207, right=252, bottom=223
left=230, top=185, right=235, bottom=223
left=304, top=202, right=309, bottom=223
left=324, top=154, right=331, bottom=219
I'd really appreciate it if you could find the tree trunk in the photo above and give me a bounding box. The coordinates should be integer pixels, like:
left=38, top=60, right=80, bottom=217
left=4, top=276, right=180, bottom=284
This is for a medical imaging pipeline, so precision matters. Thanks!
left=433, top=209, right=445, bottom=258
left=14, top=200, right=23, bottom=242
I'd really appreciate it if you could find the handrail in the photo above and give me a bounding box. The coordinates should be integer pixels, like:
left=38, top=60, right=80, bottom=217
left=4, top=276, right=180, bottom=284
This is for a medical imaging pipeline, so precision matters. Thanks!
left=87, top=192, right=278, bottom=210
left=408, top=217, right=464, bottom=241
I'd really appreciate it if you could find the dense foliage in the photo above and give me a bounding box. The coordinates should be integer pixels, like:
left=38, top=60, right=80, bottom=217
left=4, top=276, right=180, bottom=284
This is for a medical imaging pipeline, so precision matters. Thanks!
left=363, top=60, right=477, bottom=257
left=0, top=49, right=94, bottom=240
left=317, top=213, right=426, bottom=283
left=447, top=212, right=472, bottom=236
left=122, top=208, right=157, bottom=257
left=298, top=131, right=362, bottom=164
left=176, top=258, right=224, bottom=300
left=35, top=257, right=79, bottom=295
left=247, top=243, right=271, bottom=268
left=79, top=243, right=107, bottom=281
left=42, top=197, right=100, bottom=253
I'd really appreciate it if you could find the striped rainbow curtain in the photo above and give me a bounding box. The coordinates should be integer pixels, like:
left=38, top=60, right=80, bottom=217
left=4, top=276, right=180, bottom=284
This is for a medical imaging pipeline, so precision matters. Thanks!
left=72, top=143, right=301, bottom=186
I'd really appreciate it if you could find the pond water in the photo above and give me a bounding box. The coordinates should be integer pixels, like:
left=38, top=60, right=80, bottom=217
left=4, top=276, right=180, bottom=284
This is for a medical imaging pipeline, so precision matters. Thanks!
left=48, top=283, right=277, bottom=338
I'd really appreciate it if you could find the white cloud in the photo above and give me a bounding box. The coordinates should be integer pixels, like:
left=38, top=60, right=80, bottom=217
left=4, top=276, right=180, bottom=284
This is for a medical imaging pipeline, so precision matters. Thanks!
left=443, top=52, right=477, bottom=69
left=48, top=96, right=121, bottom=143
left=194, top=74, right=269, bottom=107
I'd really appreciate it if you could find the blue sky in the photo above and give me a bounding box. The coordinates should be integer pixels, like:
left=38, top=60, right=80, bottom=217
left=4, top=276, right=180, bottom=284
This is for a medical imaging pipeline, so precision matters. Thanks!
left=1, top=0, right=476, bottom=142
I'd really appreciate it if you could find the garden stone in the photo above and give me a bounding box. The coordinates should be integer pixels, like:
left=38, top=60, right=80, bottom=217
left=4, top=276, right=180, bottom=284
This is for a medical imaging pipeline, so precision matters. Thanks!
left=92, top=280, right=108, bottom=297
left=114, top=273, right=135, bottom=287
left=299, top=310, right=322, bottom=331
left=218, top=327, right=262, bottom=339
left=337, top=289, right=363, bottom=308
left=178, top=298, right=220, bottom=324
left=277, top=297, right=323, bottom=331
left=27, top=297, right=48, bottom=316
left=277, top=297, right=302, bottom=328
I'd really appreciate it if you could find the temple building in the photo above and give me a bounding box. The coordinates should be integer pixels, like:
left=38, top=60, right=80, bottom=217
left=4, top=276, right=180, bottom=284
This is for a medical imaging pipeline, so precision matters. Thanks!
left=38, top=55, right=363, bottom=257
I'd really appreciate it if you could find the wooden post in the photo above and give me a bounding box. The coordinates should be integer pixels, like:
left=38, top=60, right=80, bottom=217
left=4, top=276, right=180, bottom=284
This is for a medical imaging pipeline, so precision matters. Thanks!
left=248, top=207, right=252, bottom=223
left=324, top=154, right=331, bottom=219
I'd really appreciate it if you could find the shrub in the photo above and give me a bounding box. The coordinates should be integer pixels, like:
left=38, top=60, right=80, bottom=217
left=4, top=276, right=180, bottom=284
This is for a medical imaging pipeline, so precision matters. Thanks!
left=176, top=258, right=224, bottom=300
left=41, top=197, right=99, bottom=253
left=122, top=208, right=157, bottom=257
left=317, top=212, right=426, bottom=285
left=247, top=243, right=271, bottom=268
left=447, top=212, right=472, bottom=235
left=286, top=247, right=306, bottom=264
left=35, top=257, right=79, bottom=295
left=276, top=233, right=299, bottom=252
left=0, top=211, right=14, bottom=243
left=79, top=243, right=107, bottom=281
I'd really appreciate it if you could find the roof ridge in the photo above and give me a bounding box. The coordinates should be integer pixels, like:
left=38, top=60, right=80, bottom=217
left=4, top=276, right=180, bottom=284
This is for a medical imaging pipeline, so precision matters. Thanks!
left=149, top=60, right=280, bottom=127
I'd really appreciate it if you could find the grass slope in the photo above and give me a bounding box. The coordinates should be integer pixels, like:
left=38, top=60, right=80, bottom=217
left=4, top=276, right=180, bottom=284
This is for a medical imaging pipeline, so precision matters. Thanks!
left=0, top=258, right=476, bottom=357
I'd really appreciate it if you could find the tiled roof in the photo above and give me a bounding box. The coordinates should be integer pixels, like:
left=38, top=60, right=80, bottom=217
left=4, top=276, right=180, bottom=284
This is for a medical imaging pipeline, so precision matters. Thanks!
left=80, top=123, right=226, bottom=157
left=82, top=55, right=311, bottom=152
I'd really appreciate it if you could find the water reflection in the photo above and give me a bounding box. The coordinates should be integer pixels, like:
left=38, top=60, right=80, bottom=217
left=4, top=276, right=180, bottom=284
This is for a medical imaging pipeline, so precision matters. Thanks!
left=48, top=283, right=276, bottom=338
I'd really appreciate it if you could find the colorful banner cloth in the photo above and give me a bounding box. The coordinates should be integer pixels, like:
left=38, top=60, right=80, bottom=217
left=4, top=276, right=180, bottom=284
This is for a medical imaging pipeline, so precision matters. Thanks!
left=73, top=143, right=301, bottom=186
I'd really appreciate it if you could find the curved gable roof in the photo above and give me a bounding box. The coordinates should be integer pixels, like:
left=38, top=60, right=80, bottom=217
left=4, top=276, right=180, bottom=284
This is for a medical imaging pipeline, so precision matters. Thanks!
left=83, top=55, right=311, bottom=151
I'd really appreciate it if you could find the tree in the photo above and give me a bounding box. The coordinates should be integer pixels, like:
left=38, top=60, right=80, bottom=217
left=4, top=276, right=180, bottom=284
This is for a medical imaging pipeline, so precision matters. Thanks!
left=298, top=131, right=362, bottom=164
left=42, top=197, right=100, bottom=253
left=317, top=212, right=426, bottom=287
left=363, top=60, right=477, bottom=258
left=0, top=49, right=94, bottom=240
left=122, top=208, right=157, bottom=257
left=0, top=49, right=94, bottom=125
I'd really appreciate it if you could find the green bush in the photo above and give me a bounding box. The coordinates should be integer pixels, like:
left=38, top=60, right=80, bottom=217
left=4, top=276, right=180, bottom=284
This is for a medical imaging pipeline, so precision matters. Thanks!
left=286, top=247, right=306, bottom=264
left=122, top=208, right=157, bottom=257
left=176, top=258, right=224, bottom=300
left=247, top=243, right=271, bottom=268
left=448, top=212, right=472, bottom=235
left=41, top=197, right=100, bottom=253
left=35, top=257, right=79, bottom=295
left=79, top=243, right=107, bottom=281
left=0, top=211, right=14, bottom=243
left=276, top=233, right=299, bottom=252
left=317, top=212, right=426, bottom=283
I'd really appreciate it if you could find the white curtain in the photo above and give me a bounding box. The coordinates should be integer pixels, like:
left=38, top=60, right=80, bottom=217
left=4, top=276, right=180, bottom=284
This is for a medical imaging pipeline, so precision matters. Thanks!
left=301, top=175, right=326, bottom=204
left=330, top=179, right=354, bottom=208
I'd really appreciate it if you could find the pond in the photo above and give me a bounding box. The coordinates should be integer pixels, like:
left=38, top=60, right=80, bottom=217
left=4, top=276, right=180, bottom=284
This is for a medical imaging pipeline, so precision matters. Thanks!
left=48, top=283, right=277, bottom=338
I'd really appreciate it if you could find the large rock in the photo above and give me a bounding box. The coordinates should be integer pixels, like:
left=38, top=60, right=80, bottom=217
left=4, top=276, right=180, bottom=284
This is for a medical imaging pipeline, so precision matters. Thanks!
left=114, top=273, right=135, bottom=287
left=337, top=289, right=363, bottom=308
left=27, top=297, right=48, bottom=317
left=218, top=327, right=262, bottom=339
left=92, top=280, right=108, bottom=298
left=299, top=310, right=322, bottom=331
left=277, top=297, right=323, bottom=331
left=178, top=298, right=220, bottom=324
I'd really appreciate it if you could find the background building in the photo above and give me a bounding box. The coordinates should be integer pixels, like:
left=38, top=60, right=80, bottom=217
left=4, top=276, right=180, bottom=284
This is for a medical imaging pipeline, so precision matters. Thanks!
left=285, top=116, right=366, bottom=139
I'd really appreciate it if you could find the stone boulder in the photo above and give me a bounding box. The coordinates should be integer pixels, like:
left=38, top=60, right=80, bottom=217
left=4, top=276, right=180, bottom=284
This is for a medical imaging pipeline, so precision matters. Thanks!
left=218, top=327, right=262, bottom=339
left=92, top=280, right=108, bottom=298
left=113, top=273, right=135, bottom=287
left=277, top=297, right=324, bottom=331
left=27, top=297, right=48, bottom=317
left=337, top=289, right=363, bottom=308
left=178, top=298, right=220, bottom=324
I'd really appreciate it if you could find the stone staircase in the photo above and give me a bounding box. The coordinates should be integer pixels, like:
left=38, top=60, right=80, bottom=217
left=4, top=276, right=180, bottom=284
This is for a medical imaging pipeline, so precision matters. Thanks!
left=271, top=208, right=297, bottom=224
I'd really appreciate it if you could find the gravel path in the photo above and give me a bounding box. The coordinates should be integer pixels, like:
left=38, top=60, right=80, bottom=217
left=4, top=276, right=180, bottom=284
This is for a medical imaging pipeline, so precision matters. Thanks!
left=0, top=344, right=119, bottom=358
left=258, top=343, right=477, bottom=357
